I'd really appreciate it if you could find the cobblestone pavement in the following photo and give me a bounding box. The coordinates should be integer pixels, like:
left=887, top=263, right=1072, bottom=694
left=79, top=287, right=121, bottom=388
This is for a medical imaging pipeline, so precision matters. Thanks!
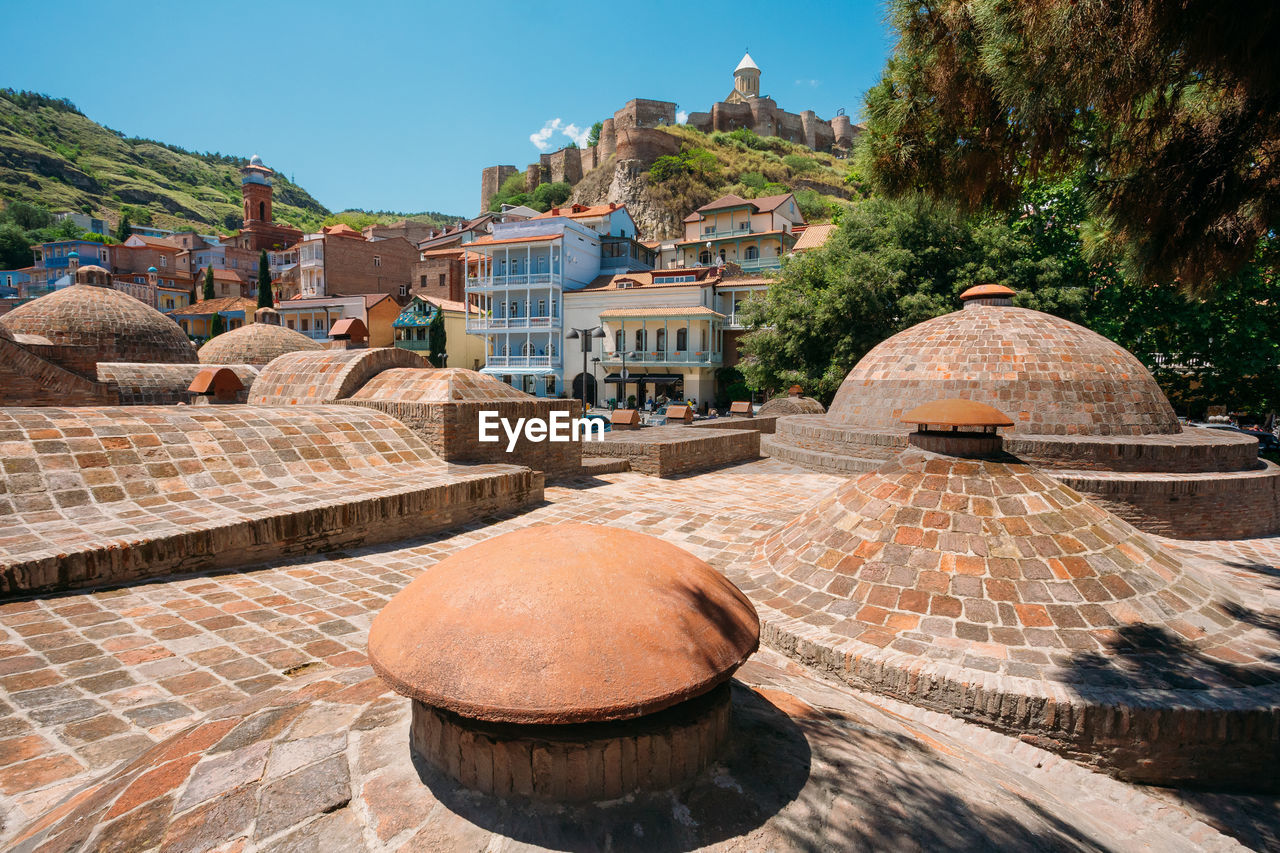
left=0, top=458, right=1277, bottom=850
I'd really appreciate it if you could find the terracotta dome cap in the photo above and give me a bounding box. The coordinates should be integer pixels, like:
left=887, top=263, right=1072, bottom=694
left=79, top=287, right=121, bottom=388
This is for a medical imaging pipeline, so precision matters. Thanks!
left=960, top=283, right=1016, bottom=301
left=901, top=399, right=1014, bottom=429
left=368, top=524, right=760, bottom=724
left=78, top=264, right=110, bottom=275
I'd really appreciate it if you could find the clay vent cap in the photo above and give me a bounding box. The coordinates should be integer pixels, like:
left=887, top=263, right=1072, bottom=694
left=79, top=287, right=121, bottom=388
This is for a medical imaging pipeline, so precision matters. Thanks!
left=901, top=399, right=1014, bottom=429
left=959, top=283, right=1016, bottom=301
left=368, top=524, right=760, bottom=724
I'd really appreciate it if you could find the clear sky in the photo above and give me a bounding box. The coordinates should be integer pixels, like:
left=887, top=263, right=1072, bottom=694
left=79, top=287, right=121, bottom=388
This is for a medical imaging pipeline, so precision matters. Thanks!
left=1, top=0, right=894, bottom=217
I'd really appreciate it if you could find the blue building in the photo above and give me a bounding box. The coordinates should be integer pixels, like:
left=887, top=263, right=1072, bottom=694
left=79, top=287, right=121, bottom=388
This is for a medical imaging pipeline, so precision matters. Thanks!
left=464, top=204, right=652, bottom=397
left=32, top=240, right=111, bottom=288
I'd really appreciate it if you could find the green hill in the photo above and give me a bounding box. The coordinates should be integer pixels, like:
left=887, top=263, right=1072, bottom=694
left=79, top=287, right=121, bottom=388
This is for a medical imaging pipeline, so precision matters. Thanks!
left=0, top=90, right=462, bottom=237
left=568, top=125, right=865, bottom=239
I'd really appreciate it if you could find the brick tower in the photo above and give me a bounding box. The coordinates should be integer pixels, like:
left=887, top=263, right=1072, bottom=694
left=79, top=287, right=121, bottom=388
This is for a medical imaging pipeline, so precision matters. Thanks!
left=241, top=154, right=274, bottom=225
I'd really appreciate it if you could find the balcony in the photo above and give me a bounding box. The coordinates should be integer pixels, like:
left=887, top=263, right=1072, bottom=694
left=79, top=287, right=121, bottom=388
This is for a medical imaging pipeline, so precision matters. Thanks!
left=702, top=223, right=754, bottom=237
left=485, top=354, right=561, bottom=369
left=466, top=315, right=561, bottom=332
left=396, top=339, right=432, bottom=351
left=602, top=350, right=722, bottom=367
left=465, top=272, right=557, bottom=291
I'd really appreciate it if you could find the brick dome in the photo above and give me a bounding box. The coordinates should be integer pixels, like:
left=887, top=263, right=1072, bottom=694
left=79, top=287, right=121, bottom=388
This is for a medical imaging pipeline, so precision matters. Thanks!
left=0, top=284, right=197, bottom=364
left=197, top=322, right=323, bottom=367
left=744, top=448, right=1271, bottom=686
left=828, top=302, right=1180, bottom=436
left=369, top=523, right=759, bottom=724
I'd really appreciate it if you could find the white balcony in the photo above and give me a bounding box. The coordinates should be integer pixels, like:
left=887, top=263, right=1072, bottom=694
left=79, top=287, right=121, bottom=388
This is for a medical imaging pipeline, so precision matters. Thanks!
left=466, top=315, right=561, bottom=332
left=485, top=354, right=561, bottom=368
left=466, top=272, right=557, bottom=291
left=602, top=350, right=722, bottom=366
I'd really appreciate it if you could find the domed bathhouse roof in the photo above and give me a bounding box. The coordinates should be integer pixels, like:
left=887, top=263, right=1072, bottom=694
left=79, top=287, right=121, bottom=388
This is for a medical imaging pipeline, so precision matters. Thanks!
left=763, top=286, right=1280, bottom=540
left=369, top=523, right=759, bottom=800
left=0, top=284, right=197, bottom=365
left=197, top=322, right=322, bottom=367
left=758, top=385, right=825, bottom=416
left=734, top=403, right=1280, bottom=788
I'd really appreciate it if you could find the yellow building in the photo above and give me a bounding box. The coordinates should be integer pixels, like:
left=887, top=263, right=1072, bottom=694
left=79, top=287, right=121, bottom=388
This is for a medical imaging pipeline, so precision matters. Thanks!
left=677, top=193, right=805, bottom=272
left=392, top=294, right=486, bottom=370
left=171, top=297, right=257, bottom=341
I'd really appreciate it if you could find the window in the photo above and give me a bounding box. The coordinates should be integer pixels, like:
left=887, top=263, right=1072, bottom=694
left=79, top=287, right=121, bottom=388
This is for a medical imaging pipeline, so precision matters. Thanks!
left=656, top=329, right=666, bottom=352
left=438, top=273, right=446, bottom=288
left=159, top=256, right=167, bottom=268
left=537, top=299, right=546, bottom=317
left=522, top=341, right=535, bottom=356
left=635, top=329, right=647, bottom=351
left=287, top=319, right=295, bottom=329
left=699, top=250, right=712, bottom=265
left=545, top=376, right=556, bottom=396
left=700, top=328, right=707, bottom=350
left=420, top=275, right=428, bottom=287
left=676, top=328, right=688, bottom=351
left=745, top=245, right=759, bottom=260
left=615, top=329, right=624, bottom=352
left=301, top=319, right=310, bottom=332
left=548, top=340, right=556, bottom=357
left=399, top=284, right=407, bottom=297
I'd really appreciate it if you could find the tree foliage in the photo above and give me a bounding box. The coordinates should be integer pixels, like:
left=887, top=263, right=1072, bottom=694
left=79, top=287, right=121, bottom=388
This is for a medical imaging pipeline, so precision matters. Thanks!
left=427, top=309, right=447, bottom=368
left=256, top=251, right=273, bottom=309
left=587, top=121, right=603, bottom=147
left=202, top=265, right=215, bottom=301
left=208, top=311, right=224, bottom=338
left=860, top=0, right=1280, bottom=290
left=114, top=213, right=133, bottom=242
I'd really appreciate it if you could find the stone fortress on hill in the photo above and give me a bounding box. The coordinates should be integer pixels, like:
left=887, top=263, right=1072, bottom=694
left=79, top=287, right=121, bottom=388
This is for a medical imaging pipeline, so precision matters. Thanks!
left=481, top=53, right=862, bottom=210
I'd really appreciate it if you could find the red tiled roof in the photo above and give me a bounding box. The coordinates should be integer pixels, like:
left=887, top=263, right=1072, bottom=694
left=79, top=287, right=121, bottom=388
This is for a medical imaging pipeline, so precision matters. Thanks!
left=464, top=233, right=565, bottom=249
left=532, top=203, right=623, bottom=220
left=322, top=224, right=363, bottom=238
left=173, top=296, right=257, bottom=316
left=572, top=269, right=721, bottom=292
left=792, top=223, right=837, bottom=253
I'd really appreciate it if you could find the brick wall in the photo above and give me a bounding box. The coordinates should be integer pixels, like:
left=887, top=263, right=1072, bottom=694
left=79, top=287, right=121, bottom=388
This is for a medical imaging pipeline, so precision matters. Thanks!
left=96, top=362, right=259, bottom=405
left=323, top=236, right=416, bottom=301
left=411, top=258, right=464, bottom=303
left=587, top=426, right=760, bottom=477
left=0, top=337, right=114, bottom=406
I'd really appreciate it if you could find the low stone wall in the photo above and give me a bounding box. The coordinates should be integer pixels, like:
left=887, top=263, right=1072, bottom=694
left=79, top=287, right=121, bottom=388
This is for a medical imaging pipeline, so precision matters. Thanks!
left=586, top=426, right=760, bottom=477
left=1058, top=464, right=1280, bottom=540
left=1006, top=429, right=1258, bottom=473
left=0, top=336, right=114, bottom=406
left=691, top=415, right=780, bottom=435
left=343, top=398, right=584, bottom=475
left=97, top=362, right=259, bottom=404
left=755, top=612, right=1280, bottom=791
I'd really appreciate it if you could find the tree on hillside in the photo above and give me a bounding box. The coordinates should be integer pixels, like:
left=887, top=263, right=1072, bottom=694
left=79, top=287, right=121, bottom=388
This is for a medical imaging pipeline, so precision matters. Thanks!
left=860, top=0, right=1280, bottom=289
left=531, top=182, right=572, bottom=211
left=202, top=266, right=215, bottom=301
left=53, top=217, right=82, bottom=241
left=0, top=224, right=30, bottom=270
left=737, top=193, right=1091, bottom=400
left=427, top=309, right=447, bottom=368
left=208, top=311, right=224, bottom=338
left=256, top=251, right=273, bottom=309
left=115, top=213, right=133, bottom=242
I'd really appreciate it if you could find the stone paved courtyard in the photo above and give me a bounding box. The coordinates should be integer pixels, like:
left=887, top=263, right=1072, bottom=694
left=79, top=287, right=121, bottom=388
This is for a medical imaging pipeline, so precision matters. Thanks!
left=1, top=457, right=1278, bottom=850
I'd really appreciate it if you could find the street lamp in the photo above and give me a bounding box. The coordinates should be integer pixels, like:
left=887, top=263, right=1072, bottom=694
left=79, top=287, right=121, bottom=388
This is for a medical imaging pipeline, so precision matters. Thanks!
left=566, top=326, right=606, bottom=413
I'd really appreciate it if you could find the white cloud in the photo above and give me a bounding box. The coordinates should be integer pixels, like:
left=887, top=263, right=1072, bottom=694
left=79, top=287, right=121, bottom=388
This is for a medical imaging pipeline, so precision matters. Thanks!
left=676, top=110, right=689, bottom=124
left=530, top=118, right=593, bottom=151
left=794, top=79, right=821, bottom=87
left=562, top=122, right=590, bottom=148
left=530, top=118, right=563, bottom=151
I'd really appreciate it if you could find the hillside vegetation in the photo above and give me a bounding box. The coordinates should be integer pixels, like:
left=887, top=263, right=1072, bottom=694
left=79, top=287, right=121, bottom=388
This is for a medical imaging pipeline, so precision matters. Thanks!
left=0, top=90, right=461, bottom=237
left=570, top=125, right=865, bottom=239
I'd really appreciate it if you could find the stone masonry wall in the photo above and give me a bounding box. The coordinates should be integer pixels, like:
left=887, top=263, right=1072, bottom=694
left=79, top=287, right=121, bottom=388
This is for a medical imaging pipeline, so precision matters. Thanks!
left=587, top=426, right=760, bottom=477
left=0, top=337, right=114, bottom=406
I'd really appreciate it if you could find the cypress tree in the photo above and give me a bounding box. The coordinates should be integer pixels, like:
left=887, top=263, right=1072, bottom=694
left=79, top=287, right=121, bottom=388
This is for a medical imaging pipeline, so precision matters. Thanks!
left=256, top=250, right=273, bottom=309
left=202, top=266, right=215, bottom=300
left=427, top=309, right=447, bottom=367
left=115, top=213, right=133, bottom=242
left=208, top=311, right=225, bottom=338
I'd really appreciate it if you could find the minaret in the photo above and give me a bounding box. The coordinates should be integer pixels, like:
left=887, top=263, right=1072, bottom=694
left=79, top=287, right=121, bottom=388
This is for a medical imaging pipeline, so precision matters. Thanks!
left=240, top=154, right=274, bottom=225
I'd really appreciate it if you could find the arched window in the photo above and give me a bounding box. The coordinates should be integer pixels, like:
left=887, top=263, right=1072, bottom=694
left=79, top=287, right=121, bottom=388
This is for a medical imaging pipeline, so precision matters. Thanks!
left=699, top=250, right=712, bottom=265
left=258, top=201, right=265, bottom=221
left=676, top=328, right=687, bottom=351
left=548, top=340, right=557, bottom=357
left=615, top=329, right=624, bottom=352
left=635, top=329, right=647, bottom=351
left=522, top=340, right=536, bottom=356
left=656, top=328, right=666, bottom=352
left=745, top=245, right=759, bottom=260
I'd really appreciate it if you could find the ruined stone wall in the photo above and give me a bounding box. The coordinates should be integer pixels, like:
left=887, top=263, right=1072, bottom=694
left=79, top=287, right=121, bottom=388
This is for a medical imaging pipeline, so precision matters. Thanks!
left=614, top=127, right=681, bottom=163
left=481, top=165, right=517, bottom=212
left=613, top=99, right=677, bottom=131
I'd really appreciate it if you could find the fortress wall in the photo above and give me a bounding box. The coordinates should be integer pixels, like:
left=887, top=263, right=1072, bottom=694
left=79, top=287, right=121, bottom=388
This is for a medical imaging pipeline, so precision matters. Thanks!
left=615, top=127, right=681, bottom=162
left=480, top=164, right=517, bottom=212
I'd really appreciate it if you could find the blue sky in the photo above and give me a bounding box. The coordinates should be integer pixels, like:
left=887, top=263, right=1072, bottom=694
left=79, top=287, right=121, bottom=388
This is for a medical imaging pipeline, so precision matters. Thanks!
left=1, top=0, right=893, bottom=217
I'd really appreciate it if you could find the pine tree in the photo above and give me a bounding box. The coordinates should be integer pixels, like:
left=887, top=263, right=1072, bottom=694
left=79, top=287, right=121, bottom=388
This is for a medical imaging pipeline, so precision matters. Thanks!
left=427, top=309, right=447, bottom=367
left=208, top=312, right=225, bottom=338
left=861, top=0, right=1280, bottom=289
left=256, top=251, right=273, bottom=309
left=202, top=266, right=215, bottom=301
left=115, top=213, right=133, bottom=242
